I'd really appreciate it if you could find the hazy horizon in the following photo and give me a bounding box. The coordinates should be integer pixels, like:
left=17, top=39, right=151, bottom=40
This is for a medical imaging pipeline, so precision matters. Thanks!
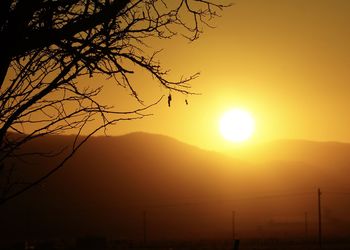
left=2, top=132, right=350, bottom=246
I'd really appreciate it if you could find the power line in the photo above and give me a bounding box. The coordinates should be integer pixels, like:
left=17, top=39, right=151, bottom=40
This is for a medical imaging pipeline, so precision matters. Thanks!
left=323, top=191, right=350, bottom=195
left=145, top=191, right=314, bottom=209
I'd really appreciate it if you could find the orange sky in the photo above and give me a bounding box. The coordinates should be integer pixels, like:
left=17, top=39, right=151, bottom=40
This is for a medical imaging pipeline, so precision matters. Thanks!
left=84, top=0, right=350, bottom=151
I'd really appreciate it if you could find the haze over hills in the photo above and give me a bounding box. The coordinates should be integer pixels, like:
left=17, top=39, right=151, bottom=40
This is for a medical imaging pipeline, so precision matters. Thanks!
left=1, top=132, right=350, bottom=243
left=227, top=139, right=350, bottom=192
left=230, top=139, right=350, bottom=168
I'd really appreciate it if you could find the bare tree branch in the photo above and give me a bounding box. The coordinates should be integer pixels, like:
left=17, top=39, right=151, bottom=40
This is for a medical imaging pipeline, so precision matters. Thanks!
left=0, top=0, right=229, bottom=204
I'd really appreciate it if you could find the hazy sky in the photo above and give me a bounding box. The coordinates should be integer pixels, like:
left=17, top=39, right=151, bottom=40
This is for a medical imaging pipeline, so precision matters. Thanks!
left=94, top=0, right=350, bottom=151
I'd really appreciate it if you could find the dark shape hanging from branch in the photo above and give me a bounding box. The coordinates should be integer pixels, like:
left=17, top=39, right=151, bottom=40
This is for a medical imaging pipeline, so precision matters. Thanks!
left=168, top=94, right=172, bottom=107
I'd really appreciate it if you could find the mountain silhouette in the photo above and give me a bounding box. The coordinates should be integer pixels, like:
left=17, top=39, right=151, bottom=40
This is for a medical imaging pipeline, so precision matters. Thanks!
left=1, top=133, right=350, bottom=244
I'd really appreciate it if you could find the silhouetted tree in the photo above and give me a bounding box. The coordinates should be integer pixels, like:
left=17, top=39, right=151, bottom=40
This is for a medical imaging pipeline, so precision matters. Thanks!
left=0, top=0, right=229, bottom=204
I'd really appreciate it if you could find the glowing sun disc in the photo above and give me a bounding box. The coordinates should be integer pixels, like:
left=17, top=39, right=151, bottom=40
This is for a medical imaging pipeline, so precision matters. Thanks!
left=219, top=108, right=255, bottom=143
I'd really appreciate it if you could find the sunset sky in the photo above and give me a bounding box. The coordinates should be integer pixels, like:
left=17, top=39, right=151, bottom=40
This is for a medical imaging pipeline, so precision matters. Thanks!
left=4, top=1, right=350, bottom=243
left=93, top=0, right=350, bottom=151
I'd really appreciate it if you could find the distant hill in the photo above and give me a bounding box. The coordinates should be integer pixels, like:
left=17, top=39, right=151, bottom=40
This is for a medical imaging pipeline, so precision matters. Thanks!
left=227, top=139, right=350, bottom=188
left=231, top=139, right=350, bottom=168
left=1, top=133, right=350, bottom=244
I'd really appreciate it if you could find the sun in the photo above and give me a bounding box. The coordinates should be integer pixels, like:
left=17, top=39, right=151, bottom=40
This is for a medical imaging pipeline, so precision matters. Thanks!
left=219, top=108, right=255, bottom=143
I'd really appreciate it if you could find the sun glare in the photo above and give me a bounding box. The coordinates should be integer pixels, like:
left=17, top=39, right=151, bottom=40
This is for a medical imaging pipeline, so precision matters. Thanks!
left=219, top=108, right=255, bottom=143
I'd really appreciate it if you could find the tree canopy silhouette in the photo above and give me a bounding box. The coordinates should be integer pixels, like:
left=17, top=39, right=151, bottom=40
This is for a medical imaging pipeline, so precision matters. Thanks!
left=0, top=0, right=228, bottom=204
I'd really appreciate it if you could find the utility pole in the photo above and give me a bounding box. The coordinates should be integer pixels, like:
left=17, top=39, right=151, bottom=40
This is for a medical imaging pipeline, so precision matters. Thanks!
left=143, top=210, right=147, bottom=244
left=232, top=211, right=236, bottom=240
left=304, top=212, right=308, bottom=239
left=318, top=188, right=322, bottom=248
left=232, top=211, right=240, bottom=250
